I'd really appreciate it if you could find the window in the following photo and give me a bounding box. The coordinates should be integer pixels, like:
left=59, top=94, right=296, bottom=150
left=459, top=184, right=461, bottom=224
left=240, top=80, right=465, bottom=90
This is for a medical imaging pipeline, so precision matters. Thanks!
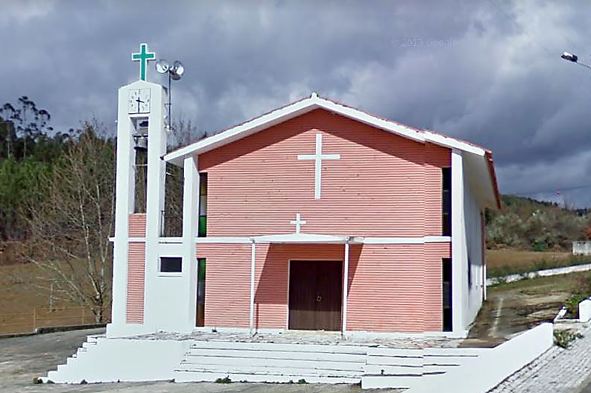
left=442, top=258, right=452, bottom=331
left=160, top=256, right=182, bottom=273
left=196, top=258, right=206, bottom=326
left=442, top=167, right=451, bottom=236
left=199, top=173, right=207, bottom=237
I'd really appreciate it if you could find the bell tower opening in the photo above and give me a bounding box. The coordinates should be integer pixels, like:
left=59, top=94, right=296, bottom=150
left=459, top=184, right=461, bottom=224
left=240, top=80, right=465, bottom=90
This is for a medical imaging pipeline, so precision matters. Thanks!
left=132, top=117, right=149, bottom=213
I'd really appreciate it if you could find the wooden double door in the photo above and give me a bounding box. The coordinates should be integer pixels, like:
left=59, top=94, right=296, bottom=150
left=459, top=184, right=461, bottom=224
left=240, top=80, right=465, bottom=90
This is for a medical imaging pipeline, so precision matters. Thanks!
left=288, top=261, right=342, bottom=331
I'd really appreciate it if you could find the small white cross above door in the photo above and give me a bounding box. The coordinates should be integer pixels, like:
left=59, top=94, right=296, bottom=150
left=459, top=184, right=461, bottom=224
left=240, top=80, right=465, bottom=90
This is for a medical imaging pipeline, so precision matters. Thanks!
left=290, top=213, right=307, bottom=234
left=297, top=133, right=340, bottom=199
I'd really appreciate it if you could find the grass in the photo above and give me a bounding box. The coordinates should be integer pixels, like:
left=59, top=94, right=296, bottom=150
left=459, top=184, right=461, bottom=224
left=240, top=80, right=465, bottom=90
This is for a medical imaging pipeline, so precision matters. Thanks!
left=489, top=270, right=585, bottom=294
left=468, top=271, right=591, bottom=344
left=0, top=262, right=106, bottom=335
left=486, top=250, right=591, bottom=278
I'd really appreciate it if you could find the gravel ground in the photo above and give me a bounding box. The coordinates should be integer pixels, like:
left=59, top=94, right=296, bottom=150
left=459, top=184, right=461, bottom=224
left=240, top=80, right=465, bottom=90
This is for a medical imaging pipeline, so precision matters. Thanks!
left=132, top=329, right=463, bottom=348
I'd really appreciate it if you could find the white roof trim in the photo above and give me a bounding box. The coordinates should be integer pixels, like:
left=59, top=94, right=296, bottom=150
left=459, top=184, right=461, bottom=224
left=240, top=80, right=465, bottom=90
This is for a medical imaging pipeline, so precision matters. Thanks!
left=423, top=131, right=485, bottom=156
left=163, top=93, right=486, bottom=166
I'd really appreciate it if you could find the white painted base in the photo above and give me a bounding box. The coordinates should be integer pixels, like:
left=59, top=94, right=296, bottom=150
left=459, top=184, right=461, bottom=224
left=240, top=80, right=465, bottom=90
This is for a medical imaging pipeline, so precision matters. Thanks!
left=580, top=300, right=591, bottom=323
left=44, top=324, right=552, bottom=392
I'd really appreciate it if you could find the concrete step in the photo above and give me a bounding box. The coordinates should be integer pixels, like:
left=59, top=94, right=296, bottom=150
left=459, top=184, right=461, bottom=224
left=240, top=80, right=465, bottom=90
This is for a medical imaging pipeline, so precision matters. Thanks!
left=174, top=370, right=360, bottom=384
left=185, top=348, right=366, bottom=363
left=189, top=341, right=368, bottom=354
left=180, top=356, right=365, bottom=372
left=176, top=364, right=363, bottom=378
left=365, top=364, right=423, bottom=376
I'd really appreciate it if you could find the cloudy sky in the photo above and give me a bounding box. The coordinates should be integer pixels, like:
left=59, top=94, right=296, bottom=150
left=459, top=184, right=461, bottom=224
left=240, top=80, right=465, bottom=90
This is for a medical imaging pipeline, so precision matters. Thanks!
left=2, top=0, right=591, bottom=205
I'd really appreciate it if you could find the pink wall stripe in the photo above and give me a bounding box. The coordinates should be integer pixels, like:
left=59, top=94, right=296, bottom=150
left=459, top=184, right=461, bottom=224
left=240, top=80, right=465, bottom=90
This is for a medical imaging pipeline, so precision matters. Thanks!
left=126, top=242, right=145, bottom=324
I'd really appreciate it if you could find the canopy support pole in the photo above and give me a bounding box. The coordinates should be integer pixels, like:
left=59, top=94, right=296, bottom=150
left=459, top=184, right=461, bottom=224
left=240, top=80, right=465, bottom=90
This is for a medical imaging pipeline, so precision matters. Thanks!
left=250, top=240, right=256, bottom=337
left=342, top=240, right=350, bottom=336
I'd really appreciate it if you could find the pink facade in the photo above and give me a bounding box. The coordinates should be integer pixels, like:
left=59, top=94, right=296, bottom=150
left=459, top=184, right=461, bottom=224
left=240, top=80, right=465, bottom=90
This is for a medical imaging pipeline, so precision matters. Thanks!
left=198, top=242, right=450, bottom=332
left=199, top=109, right=450, bottom=238
left=195, top=109, right=453, bottom=333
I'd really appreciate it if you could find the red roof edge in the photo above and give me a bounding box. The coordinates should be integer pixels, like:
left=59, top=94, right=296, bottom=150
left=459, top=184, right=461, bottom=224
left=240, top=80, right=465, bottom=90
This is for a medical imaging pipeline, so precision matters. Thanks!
left=485, top=151, right=502, bottom=209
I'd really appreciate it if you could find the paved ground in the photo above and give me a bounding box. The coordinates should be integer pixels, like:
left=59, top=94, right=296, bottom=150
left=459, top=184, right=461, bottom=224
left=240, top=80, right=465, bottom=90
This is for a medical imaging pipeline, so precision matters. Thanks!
left=490, top=322, right=591, bottom=393
left=0, top=328, right=392, bottom=393
left=8, top=324, right=591, bottom=393
left=135, top=328, right=462, bottom=348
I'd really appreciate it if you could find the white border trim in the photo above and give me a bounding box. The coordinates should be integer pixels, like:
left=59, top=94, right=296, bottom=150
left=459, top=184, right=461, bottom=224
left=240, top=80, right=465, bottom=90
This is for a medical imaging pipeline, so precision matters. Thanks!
left=163, top=94, right=486, bottom=166
left=195, top=237, right=252, bottom=244
left=192, top=236, right=451, bottom=245
left=113, top=235, right=452, bottom=245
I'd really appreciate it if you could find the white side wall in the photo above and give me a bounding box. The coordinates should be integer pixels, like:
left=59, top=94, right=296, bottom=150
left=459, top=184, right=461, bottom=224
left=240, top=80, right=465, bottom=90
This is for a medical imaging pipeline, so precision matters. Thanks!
left=451, top=150, right=466, bottom=334
left=451, top=149, right=485, bottom=334
left=462, top=159, right=484, bottom=328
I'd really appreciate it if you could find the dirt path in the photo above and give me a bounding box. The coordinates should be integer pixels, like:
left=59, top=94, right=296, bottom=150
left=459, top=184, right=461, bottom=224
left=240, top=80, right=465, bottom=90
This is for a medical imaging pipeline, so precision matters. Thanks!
left=463, top=274, right=576, bottom=347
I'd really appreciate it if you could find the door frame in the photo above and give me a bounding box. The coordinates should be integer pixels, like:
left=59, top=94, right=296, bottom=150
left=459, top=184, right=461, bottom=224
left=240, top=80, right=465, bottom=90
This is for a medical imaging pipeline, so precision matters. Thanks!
left=286, top=259, right=344, bottom=331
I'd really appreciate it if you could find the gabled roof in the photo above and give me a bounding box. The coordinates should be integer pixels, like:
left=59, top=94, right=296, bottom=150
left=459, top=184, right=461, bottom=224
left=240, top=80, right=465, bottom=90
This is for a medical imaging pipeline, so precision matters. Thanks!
left=164, top=93, right=501, bottom=209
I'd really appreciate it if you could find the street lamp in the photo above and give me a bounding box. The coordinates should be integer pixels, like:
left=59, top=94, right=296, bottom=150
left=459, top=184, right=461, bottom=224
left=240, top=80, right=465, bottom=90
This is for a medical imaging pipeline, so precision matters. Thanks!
left=155, top=59, right=185, bottom=132
left=561, top=52, right=591, bottom=70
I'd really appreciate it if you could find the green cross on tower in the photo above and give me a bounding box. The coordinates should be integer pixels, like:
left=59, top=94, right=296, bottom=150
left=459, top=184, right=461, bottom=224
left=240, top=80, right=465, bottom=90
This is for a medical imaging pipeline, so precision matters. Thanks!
left=131, top=43, right=156, bottom=81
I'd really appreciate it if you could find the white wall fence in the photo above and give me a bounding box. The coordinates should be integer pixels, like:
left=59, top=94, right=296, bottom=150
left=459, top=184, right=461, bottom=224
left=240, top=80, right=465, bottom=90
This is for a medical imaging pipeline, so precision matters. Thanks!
left=573, top=241, right=591, bottom=256
left=487, top=263, right=591, bottom=286
left=402, top=323, right=553, bottom=393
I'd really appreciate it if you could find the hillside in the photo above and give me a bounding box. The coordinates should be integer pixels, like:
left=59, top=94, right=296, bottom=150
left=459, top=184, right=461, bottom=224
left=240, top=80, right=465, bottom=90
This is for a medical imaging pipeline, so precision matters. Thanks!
left=485, top=194, right=590, bottom=251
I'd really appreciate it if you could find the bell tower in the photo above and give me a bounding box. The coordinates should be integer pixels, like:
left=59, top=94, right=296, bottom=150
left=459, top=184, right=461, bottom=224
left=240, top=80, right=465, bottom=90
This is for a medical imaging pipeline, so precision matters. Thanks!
left=107, top=44, right=168, bottom=337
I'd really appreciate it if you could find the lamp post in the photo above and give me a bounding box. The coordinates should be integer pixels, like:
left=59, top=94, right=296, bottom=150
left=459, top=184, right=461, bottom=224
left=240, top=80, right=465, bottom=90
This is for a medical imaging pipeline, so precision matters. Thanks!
left=561, top=52, right=591, bottom=70
left=155, top=59, right=185, bottom=133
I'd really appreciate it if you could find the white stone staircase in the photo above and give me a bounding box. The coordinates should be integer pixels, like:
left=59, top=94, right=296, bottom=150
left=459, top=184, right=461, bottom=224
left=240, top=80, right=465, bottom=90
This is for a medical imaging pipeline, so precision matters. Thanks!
left=174, top=341, right=367, bottom=384
left=46, top=335, right=102, bottom=383
left=44, top=324, right=553, bottom=391
left=173, top=341, right=484, bottom=389
left=362, top=347, right=482, bottom=389
left=46, top=336, right=482, bottom=388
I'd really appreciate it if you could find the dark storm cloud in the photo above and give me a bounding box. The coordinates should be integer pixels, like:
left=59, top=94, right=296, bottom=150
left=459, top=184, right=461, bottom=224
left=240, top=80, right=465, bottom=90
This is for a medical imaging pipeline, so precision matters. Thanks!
left=2, top=0, right=591, bottom=205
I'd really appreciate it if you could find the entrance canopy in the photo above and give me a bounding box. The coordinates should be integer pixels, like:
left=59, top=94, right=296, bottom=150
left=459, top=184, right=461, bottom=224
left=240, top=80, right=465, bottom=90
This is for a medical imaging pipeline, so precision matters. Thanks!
left=252, top=233, right=361, bottom=244
left=247, top=230, right=355, bottom=335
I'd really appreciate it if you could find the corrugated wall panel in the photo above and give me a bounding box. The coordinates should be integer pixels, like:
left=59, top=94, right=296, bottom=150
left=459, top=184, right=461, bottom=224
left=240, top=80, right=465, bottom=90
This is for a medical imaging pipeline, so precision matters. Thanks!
left=129, top=213, right=146, bottom=237
left=424, top=242, right=451, bottom=331
left=197, top=243, right=450, bottom=332
left=199, top=109, right=449, bottom=238
left=197, top=243, right=251, bottom=328
left=126, top=242, right=145, bottom=323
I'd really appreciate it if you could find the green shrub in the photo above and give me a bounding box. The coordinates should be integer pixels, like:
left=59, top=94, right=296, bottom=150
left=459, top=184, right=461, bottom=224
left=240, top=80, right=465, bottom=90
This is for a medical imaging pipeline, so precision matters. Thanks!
left=215, top=376, right=232, bottom=384
left=554, top=330, right=583, bottom=348
left=565, top=294, right=586, bottom=318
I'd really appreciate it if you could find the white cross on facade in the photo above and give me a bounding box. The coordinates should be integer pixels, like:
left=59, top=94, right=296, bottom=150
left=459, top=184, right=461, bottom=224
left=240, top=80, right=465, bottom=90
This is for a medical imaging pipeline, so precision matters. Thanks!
left=290, top=213, right=307, bottom=234
left=297, top=133, right=340, bottom=199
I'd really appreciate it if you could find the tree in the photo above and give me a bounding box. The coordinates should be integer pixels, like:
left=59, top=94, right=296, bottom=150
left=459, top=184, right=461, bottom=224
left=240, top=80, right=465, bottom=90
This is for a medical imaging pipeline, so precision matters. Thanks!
left=21, top=123, right=115, bottom=322
left=0, top=97, right=53, bottom=160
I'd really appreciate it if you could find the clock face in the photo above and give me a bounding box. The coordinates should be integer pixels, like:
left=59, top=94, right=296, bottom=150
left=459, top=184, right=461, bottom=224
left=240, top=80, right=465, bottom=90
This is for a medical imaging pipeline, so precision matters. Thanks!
left=128, top=89, right=151, bottom=114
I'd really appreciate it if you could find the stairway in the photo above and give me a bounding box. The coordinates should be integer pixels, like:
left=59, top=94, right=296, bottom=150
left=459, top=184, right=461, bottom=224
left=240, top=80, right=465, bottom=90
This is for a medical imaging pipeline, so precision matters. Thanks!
left=46, top=335, right=102, bottom=383
left=174, top=341, right=367, bottom=384
left=45, top=335, right=484, bottom=388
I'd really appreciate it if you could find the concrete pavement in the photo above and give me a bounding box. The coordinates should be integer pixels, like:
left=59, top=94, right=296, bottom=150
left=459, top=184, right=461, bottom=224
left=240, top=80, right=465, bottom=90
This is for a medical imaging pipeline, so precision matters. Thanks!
left=490, top=322, right=591, bottom=393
